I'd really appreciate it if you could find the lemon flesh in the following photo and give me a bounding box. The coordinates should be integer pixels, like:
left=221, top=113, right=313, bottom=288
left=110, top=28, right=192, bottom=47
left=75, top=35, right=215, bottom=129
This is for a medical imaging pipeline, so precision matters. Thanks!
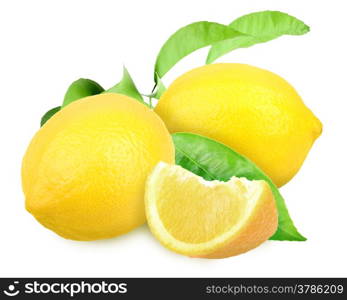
left=22, top=93, right=175, bottom=241
left=145, top=162, right=278, bottom=258
left=155, top=63, right=322, bottom=187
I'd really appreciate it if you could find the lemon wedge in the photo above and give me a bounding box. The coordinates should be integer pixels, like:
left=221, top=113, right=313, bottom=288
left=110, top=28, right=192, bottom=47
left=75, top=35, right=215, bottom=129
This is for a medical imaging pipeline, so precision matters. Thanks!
left=145, top=162, right=278, bottom=258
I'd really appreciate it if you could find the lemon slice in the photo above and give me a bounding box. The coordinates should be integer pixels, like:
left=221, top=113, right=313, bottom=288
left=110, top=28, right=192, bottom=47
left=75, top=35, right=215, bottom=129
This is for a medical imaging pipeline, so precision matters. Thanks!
left=145, top=162, right=278, bottom=258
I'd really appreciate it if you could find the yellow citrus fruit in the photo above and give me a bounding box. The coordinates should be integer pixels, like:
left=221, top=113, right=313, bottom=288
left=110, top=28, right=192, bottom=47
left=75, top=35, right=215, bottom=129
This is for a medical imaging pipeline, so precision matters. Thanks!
left=145, top=162, right=278, bottom=258
left=22, top=93, right=175, bottom=241
left=155, top=63, right=322, bottom=187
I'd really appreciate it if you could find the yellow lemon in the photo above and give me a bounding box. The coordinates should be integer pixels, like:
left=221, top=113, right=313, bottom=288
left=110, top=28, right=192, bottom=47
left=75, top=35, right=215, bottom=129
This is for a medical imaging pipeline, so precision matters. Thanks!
left=22, top=93, right=174, bottom=241
left=145, top=162, right=278, bottom=258
left=155, top=63, right=322, bottom=187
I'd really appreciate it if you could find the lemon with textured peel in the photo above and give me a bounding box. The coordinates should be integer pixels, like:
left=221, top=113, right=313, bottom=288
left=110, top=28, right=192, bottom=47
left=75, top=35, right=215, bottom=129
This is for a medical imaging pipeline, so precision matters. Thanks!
left=22, top=93, right=174, bottom=241
left=155, top=63, right=322, bottom=187
left=145, top=162, right=278, bottom=258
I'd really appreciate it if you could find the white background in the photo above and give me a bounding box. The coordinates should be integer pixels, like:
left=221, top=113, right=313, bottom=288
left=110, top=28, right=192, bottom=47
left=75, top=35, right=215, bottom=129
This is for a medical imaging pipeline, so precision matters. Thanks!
left=0, top=0, right=346, bottom=277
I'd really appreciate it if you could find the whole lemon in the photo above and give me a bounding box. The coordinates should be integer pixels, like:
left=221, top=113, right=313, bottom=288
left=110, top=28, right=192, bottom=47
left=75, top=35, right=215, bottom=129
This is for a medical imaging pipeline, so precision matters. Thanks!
left=155, top=63, right=322, bottom=187
left=22, top=93, right=174, bottom=240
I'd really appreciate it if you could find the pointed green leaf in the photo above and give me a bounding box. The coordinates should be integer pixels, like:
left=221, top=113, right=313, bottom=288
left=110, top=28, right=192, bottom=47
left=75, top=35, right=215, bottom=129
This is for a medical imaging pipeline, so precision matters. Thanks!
left=172, top=132, right=306, bottom=241
left=207, top=11, right=310, bottom=63
left=40, top=106, right=61, bottom=127
left=104, top=66, right=146, bottom=105
left=154, top=21, right=246, bottom=78
left=62, top=78, right=104, bottom=108
left=41, top=78, right=103, bottom=126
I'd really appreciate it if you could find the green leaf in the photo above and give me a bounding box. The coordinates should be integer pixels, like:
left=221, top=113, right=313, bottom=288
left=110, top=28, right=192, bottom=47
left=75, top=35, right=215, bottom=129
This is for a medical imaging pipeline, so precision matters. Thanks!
left=152, top=73, right=166, bottom=100
left=41, top=78, right=103, bottom=126
left=62, top=78, right=104, bottom=108
left=172, top=132, right=306, bottom=241
left=206, top=10, right=310, bottom=63
left=104, top=66, right=147, bottom=105
left=154, top=21, right=246, bottom=78
left=40, top=106, right=61, bottom=127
